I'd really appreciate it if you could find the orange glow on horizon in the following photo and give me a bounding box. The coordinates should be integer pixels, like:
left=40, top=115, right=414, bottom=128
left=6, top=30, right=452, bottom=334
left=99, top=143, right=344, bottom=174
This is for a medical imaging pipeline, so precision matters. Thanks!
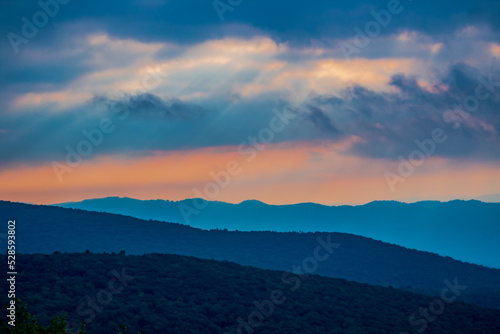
left=1, top=141, right=500, bottom=206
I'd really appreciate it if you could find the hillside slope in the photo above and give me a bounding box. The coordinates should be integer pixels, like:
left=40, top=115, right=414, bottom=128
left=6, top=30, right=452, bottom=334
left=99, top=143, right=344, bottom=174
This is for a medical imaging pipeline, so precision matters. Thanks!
left=1, top=252, right=500, bottom=334
left=1, top=200, right=500, bottom=309
left=55, top=197, right=500, bottom=268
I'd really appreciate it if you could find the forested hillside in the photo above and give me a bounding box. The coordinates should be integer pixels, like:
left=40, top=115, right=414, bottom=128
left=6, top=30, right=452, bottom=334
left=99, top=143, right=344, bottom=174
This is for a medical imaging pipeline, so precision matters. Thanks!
left=2, top=253, right=500, bottom=334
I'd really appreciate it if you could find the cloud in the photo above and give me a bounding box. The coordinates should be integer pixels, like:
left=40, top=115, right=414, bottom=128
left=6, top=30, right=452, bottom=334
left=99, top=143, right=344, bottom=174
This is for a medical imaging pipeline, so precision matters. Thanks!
left=2, top=0, right=500, bottom=57
left=301, top=63, right=500, bottom=161
left=304, top=105, right=340, bottom=135
left=1, top=62, right=499, bottom=167
left=0, top=92, right=299, bottom=165
left=1, top=1, right=500, bottom=169
left=93, top=93, right=206, bottom=120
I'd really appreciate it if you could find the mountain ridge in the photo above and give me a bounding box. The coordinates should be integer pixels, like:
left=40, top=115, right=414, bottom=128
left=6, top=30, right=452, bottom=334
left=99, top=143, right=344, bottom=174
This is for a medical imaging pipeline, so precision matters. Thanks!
left=52, top=196, right=500, bottom=268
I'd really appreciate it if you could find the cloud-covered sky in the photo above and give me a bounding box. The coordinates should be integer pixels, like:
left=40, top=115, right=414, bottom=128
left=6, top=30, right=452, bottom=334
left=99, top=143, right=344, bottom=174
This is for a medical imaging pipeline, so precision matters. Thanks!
left=1, top=0, right=500, bottom=204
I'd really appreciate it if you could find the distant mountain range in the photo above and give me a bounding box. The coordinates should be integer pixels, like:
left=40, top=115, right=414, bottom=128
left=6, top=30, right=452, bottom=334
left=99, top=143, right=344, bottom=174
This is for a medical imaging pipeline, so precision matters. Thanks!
left=2, top=200, right=500, bottom=310
left=55, top=197, right=500, bottom=268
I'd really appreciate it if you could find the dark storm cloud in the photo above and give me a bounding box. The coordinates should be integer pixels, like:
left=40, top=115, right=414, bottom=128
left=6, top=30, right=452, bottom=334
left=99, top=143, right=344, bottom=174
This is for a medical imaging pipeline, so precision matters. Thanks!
left=302, top=63, right=500, bottom=160
left=304, top=105, right=340, bottom=136
left=1, top=0, right=500, bottom=53
left=93, top=93, right=206, bottom=120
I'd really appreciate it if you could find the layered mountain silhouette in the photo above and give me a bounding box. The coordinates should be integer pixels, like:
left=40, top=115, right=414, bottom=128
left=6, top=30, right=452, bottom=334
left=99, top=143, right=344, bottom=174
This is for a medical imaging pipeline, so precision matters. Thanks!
left=2, top=200, right=499, bottom=310
left=55, top=197, right=500, bottom=268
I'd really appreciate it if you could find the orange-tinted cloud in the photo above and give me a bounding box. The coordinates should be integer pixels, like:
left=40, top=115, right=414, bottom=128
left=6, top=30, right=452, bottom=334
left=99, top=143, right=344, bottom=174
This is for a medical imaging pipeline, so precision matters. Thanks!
left=10, top=35, right=431, bottom=112
left=1, top=141, right=499, bottom=205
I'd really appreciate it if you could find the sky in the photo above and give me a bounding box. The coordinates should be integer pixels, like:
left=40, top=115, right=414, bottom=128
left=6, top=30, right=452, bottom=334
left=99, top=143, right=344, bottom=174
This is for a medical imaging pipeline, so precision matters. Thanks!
left=1, top=0, right=500, bottom=205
